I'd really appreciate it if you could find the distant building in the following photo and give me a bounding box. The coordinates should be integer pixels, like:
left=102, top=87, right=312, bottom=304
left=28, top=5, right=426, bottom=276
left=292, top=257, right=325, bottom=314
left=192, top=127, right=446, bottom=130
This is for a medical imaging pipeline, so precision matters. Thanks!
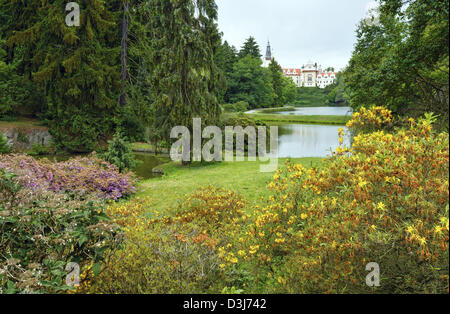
left=262, top=41, right=273, bottom=68
left=263, top=42, right=337, bottom=88
left=282, top=62, right=337, bottom=88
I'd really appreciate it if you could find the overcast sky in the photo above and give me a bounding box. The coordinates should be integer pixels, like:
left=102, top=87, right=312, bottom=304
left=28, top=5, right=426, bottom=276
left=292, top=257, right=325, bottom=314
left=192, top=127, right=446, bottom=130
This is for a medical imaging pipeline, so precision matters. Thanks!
left=216, top=0, right=377, bottom=71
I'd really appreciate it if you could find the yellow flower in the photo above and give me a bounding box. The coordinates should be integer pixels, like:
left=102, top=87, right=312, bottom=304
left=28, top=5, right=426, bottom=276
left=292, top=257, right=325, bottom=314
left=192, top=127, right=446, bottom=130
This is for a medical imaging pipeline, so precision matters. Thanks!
left=301, top=213, right=308, bottom=220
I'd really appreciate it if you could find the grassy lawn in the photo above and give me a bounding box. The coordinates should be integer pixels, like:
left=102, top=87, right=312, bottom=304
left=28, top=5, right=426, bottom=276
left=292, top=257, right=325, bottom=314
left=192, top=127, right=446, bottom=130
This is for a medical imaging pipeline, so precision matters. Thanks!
left=136, top=157, right=323, bottom=212
left=246, top=113, right=351, bottom=125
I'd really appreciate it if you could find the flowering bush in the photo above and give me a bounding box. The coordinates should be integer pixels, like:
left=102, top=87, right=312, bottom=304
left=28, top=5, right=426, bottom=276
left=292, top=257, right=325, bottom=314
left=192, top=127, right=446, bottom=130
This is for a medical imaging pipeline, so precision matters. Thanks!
left=0, top=170, right=122, bottom=293
left=346, top=106, right=394, bottom=133
left=0, top=153, right=136, bottom=200
left=79, top=187, right=249, bottom=294
left=223, top=114, right=448, bottom=293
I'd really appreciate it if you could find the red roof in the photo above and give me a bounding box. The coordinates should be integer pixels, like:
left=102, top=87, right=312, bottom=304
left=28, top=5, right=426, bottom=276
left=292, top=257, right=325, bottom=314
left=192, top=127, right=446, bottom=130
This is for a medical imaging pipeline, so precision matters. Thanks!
left=282, top=68, right=301, bottom=76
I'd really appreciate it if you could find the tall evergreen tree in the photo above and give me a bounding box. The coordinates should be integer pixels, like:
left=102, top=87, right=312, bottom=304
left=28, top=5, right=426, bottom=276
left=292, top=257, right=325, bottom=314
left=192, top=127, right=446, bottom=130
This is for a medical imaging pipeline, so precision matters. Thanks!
left=147, top=0, right=222, bottom=151
left=238, top=36, right=261, bottom=59
left=2, top=0, right=121, bottom=152
left=215, top=40, right=237, bottom=102
left=268, top=58, right=284, bottom=107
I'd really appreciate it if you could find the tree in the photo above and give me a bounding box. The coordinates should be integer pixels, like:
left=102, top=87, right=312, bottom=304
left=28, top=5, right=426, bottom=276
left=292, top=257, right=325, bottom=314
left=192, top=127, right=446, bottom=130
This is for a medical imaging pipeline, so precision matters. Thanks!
left=215, top=40, right=237, bottom=103
left=345, top=0, right=449, bottom=129
left=268, top=58, right=284, bottom=107
left=1, top=0, right=122, bottom=152
left=227, top=55, right=274, bottom=109
left=104, top=131, right=136, bottom=172
left=238, top=36, right=261, bottom=59
left=281, top=76, right=298, bottom=105
left=147, top=0, right=223, bottom=156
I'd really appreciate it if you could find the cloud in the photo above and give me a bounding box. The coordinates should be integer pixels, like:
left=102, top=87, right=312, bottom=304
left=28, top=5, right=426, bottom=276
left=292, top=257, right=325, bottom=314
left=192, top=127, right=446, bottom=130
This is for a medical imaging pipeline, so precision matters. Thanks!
left=216, top=0, right=376, bottom=70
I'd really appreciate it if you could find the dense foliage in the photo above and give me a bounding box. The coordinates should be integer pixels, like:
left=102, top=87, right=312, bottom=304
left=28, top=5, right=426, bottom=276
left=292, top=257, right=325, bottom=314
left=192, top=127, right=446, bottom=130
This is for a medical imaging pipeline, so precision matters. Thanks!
left=0, top=169, right=122, bottom=293
left=345, top=0, right=449, bottom=129
left=0, top=132, right=9, bottom=154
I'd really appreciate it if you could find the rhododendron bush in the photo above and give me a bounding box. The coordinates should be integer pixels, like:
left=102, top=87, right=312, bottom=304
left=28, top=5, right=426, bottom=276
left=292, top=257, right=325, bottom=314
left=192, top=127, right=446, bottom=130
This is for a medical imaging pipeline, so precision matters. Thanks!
left=0, top=154, right=136, bottom=200
left=0, top=170, right=122, bottom=293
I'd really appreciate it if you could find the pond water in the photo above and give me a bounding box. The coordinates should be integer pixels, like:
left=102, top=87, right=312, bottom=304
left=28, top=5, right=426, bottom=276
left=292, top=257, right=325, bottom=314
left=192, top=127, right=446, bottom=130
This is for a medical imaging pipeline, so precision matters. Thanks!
left=271, top=106, right=353, bottom=158
left=37, top=153, right=166, bottom=180
left=272, top=106, right=353, bottom=116
left=277, top=124, right=351, bottom=158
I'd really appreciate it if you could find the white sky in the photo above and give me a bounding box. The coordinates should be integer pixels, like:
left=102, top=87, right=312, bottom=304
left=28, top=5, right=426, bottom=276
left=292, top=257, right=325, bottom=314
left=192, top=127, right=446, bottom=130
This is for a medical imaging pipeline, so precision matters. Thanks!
left=216, top=0, right=378, bottom=71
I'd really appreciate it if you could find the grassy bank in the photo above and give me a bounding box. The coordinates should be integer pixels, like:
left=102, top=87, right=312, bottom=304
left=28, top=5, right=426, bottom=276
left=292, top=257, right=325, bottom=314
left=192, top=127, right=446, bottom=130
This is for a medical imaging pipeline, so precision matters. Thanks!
left=246, top=113, right=351, bottom=125
left=136, top=158, right=323, bottom=212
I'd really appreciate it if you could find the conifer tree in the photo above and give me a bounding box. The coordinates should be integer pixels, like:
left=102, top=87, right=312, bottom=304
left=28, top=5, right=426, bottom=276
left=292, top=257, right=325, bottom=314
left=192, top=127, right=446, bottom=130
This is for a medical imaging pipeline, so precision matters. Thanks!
left=3, top=0, right=122, bottom=152
left=238, top=36, right=261, bottom=59
left=268, top=58, right=284, bottom=107
left=147, top=0, right=222, bottom=152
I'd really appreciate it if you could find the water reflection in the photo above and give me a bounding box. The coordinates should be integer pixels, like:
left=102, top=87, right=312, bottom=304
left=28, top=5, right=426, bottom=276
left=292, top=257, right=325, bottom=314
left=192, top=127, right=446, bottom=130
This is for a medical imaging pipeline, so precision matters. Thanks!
left=277, top=124, right=351, bottom=158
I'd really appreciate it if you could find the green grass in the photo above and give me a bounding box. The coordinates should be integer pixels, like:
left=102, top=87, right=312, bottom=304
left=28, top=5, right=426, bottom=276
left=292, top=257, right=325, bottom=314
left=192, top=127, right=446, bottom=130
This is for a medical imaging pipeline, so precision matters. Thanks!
left=0, top=118, right=44, bottom=129
left=246, top=113, right=351, bottom=125
left=136, top=158, right=323, bottom=212
left=251, top=106, right=296, bottom=113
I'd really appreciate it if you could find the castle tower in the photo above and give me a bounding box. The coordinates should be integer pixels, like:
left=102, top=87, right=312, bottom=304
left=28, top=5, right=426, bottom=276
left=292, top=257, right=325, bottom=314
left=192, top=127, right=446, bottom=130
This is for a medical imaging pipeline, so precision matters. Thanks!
left=262, top=41, right=273, bottom=68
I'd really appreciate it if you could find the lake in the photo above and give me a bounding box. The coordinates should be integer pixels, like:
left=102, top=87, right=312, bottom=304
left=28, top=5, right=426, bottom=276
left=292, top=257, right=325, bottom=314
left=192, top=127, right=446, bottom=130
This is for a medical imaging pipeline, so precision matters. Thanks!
left=271, top=106, right=353, bottom=116
left=277, top=124, right=351, bottom=158
left=273, top=106, right=352, bottom=158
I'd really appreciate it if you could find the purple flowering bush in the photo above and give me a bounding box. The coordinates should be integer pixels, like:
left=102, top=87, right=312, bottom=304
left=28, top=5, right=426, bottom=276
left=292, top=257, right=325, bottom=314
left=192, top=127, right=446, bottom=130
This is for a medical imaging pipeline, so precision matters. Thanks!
left=0, top=153, right=136, bottom=200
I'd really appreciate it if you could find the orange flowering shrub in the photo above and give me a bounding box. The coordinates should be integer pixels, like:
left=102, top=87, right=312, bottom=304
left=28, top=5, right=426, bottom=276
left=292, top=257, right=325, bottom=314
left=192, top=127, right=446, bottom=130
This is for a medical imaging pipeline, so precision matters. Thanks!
left=229, top=115, right=448, bottom=293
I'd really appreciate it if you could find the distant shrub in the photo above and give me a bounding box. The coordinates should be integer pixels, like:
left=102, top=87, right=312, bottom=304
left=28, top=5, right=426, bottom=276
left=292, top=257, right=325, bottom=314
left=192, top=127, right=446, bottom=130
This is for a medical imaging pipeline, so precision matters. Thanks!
left=0, top=132, right=9, bottom=154
left=0, top=154, right=136, bottom=200
left=27, top=143, right=52, bottom=156
left=104, top=131, right=136, bottom=173
left=222, top=101, right=249, bottom=113
left=0, top=170, right=122, bottom=293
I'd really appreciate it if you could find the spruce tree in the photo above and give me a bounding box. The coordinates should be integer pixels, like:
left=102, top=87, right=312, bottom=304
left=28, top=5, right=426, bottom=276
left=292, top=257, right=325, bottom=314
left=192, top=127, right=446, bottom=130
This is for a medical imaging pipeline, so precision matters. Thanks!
left=3, top=0, right=122, bottom=152
left=238, top=36, right=261, bottom=59
left=147, top=0, right=222, bottom=156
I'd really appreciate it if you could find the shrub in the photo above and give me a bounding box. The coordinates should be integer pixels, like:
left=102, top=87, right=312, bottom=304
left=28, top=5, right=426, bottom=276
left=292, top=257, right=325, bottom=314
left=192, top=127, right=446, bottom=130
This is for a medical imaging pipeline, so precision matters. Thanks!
left=0, top=132, right=9, bottom=154
left=84, top=187, right=248, bottom=294
left=27, top=143, right=52, bottom=156
left=346, top=106, right=394, bottom=134
left=104, top=131, right=136, bottom=173
left=0, top=170, right=122, bottom=293
left=222, top=101, right=249, bottom=113
left=225, top=114, right=449, bottom=293
left=0, top=154, right=136, bottom=200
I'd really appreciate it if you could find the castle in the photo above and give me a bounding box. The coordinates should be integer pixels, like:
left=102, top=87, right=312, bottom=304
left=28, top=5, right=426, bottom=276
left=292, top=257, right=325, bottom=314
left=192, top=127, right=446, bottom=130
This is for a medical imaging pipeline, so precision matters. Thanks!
left=262, top=41, right=337, bottom=89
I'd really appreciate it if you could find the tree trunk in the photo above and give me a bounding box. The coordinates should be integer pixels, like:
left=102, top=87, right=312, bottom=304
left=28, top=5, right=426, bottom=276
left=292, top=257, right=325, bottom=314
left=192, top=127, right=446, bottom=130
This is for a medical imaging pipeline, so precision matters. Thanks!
left=119, top=1, right=129, bottom=107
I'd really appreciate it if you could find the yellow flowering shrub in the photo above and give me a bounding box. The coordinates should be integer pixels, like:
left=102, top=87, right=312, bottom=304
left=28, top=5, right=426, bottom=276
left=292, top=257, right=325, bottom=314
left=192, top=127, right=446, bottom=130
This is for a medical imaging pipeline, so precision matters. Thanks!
left=346, top=106, right=393, bottom=133
left=230, top=115, right=449, bottom=293
left=79, top=187, right=247, bottom=293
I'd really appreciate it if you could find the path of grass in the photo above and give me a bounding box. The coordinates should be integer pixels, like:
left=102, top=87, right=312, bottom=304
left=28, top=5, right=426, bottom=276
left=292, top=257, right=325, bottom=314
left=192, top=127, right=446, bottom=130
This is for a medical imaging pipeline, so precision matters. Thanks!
left=136, top=158, right=323, bottom=212
left=246, top=113, right=351, bottom=125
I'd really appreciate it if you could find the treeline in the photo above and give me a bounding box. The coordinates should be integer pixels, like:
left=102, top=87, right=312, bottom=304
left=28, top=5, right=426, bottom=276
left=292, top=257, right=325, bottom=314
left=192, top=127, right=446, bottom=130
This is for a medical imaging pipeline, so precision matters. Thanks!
left=0, top=0, right=222, bottom=152
left=345, top=0, right=449, bottom=129
left=215, top=36, right=298, bottom=110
